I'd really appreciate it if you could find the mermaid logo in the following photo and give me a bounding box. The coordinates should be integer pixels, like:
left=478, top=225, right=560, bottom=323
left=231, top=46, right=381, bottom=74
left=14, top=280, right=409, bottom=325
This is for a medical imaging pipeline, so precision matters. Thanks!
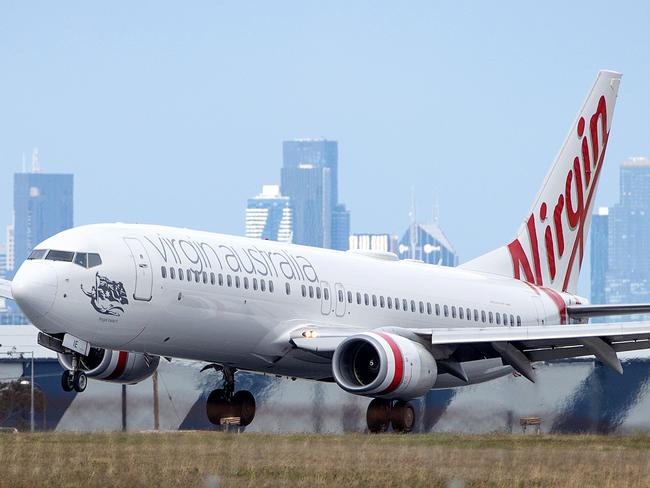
left=81, top=273, right=129, bottom=316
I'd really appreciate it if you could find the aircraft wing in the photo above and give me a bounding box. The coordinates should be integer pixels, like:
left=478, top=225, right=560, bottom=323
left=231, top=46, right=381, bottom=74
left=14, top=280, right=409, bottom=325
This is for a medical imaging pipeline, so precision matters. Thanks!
left=0, top=279, right=12, bottom=300
left=290, top=322, right=650, bottom=382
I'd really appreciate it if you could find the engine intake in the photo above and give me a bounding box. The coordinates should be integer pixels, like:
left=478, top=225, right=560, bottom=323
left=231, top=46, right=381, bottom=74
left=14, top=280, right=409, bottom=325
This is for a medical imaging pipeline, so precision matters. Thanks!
left=332, top=332, right=437, bottom=400
left=58, top=348, right=159, bottom=384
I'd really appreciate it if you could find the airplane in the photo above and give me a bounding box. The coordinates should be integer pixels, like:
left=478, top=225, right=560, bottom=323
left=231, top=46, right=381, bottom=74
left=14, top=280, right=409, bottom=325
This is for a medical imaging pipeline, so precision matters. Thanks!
left=3, top=69, right=650, bottom=433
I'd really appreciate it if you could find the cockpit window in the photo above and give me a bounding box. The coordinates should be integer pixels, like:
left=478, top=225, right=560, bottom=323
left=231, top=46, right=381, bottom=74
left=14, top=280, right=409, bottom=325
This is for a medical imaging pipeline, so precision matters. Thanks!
left=87, top=253, right=102, bottom=268
left=74, top=253, right=88, bottom=268
left=28, top=249, right=48, bottom=260
left=45, top=250, right=75, bottom=262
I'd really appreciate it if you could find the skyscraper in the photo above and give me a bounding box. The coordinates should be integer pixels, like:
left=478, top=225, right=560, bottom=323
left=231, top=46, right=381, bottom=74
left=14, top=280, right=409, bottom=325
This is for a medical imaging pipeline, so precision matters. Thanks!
left=397, top=222, right=458, bottom=267
left=602, top=158, right=650, bottom=311
left=281, top=139, right=349, bottom=249
left=245, top=185, right=292, bottom=243
left=11, top=160, right=73, bottom=275
left=590, top=207, right=609, bottom=305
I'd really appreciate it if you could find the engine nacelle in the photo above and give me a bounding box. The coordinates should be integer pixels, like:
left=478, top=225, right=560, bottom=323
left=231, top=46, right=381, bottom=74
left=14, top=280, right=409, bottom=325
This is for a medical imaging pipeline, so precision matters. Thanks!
left=332, top=332, right=437, bottom=400
left=58, top=348, right=159, bottom=384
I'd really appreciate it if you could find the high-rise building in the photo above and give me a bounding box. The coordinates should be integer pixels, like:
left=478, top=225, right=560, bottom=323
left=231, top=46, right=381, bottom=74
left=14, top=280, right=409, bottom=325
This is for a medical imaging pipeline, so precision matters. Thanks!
left=600, top=158, right=650, bottom=315
left=397, top=222, right=458, bottom=267
left=245, top=185, right=292, bottom=243
left=349, top=233, right=398, bottom=253
left=0, top=243, right=6, bottom=280
left=5, top=224, right=14, bottom=273
left=590, top=207, right=609, bottom=305
left=12, top=153, right=74, bottom=276
left=281, top=139, right=349, bottom=249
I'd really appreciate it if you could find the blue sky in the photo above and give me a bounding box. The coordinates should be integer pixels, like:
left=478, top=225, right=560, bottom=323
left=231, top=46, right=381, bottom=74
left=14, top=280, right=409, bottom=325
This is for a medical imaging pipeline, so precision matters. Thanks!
left=1, top=2, right=649, bottom=295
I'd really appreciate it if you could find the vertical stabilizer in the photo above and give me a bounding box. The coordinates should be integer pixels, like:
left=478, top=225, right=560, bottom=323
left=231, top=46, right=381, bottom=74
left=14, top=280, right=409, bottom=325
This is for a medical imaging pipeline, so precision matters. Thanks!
left=461, top=70, right=622, bottom=294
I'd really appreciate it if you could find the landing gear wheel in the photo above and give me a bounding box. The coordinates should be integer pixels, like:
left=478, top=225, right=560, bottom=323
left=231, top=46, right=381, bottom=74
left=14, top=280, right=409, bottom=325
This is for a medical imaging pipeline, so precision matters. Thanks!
left=391, top=401, right=415, bottom=433
left=206, top=389, right=230, bottom=425
left=61, top=370, right=74, bottom=392
left=73, top=371, right=87, bottom=393
left=366, top=398, right=391, bottom=433
left=232, top=390, right=256, bottom=427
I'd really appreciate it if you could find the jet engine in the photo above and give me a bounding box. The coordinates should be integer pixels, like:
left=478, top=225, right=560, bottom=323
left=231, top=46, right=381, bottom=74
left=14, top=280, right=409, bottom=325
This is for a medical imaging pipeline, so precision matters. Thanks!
left=58, top=348, right=159, bottom=384
left=332, top=331, right=437, bottom=400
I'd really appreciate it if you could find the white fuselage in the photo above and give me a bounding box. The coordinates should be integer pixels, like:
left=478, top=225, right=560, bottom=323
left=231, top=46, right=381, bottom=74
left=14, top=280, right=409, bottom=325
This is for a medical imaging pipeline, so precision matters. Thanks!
left=14, top=223, right=583, bottom=387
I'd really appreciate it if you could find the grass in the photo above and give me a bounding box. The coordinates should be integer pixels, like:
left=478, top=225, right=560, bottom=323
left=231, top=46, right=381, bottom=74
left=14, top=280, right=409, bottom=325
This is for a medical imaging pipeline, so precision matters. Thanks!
left=2, top=432, right=650, bottom=487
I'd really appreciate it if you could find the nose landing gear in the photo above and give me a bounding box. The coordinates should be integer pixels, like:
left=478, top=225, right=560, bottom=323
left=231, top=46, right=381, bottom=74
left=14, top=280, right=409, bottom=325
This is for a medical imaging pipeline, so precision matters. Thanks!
left=61, top=354, right=87, bottom=393
left=204, top=365, right=256, bottom=427
left=366, top=398, right=415, bottom=433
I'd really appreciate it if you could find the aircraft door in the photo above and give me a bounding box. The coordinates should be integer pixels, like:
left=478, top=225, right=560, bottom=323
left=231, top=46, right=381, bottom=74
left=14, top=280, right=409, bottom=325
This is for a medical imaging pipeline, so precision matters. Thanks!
left=124, top=237, right=153, bottom=301
left=321, top=281, right=331, bottom=315
left=334, top=283, right=346, bottom=317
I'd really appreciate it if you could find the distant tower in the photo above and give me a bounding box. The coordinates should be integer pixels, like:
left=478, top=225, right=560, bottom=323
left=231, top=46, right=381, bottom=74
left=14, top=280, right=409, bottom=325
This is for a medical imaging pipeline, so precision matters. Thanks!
left=245, top=185, right=293, bottom=243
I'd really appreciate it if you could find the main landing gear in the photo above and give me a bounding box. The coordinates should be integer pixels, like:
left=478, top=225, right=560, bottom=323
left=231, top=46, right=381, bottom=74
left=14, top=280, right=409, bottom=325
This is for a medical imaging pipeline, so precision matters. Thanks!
left=366, top=399, right=416, bottom=433
left=61, top=354, right=87, bottom=393
left=205, top=366, right=256, bottom=427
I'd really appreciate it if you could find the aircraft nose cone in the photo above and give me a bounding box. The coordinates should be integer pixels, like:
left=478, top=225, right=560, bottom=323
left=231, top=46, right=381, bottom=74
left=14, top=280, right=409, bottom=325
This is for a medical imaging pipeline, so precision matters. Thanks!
left=12, top=262, right=58, bottom=321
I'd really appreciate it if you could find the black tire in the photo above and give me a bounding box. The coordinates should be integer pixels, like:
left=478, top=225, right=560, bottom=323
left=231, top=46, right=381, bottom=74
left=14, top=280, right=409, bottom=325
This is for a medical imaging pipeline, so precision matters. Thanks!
left=61, top=370, right=74, bottom=392
left=73, top=371, right=87, bottom=393
left=232, top=390, right=256, bottom=427
left=366, top=398, right=391, bottom=433
left=391, top=401, right=415, bottom=433
left=206, top=389, right=230, bottom=425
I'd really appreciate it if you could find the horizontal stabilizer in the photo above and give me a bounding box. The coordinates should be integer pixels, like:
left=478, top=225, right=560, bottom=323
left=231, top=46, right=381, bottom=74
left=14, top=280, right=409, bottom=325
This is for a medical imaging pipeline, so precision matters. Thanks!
left=0, top=279, right=12, bottom=300
left=567, top=303, right=650, bottom=319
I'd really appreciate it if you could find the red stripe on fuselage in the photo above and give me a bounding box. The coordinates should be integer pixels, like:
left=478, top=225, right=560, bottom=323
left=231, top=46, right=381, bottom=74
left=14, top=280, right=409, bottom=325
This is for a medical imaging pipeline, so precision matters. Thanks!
left=375, top=332, right=403, bottom=395
left=105, top=351, right=128, bottom=381
left=538, top=286, right=567, bottom=324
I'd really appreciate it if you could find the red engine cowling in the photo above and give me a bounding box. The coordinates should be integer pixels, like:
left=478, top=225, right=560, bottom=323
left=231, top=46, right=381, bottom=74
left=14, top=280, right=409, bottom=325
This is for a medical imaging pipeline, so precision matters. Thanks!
left=58, top=348, right=159, bottom=384
left=332, top=332, right=437, bottom=400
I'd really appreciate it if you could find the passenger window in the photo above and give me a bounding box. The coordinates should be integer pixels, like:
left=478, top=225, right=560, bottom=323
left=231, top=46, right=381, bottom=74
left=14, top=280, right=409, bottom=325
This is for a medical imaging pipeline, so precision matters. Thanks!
left=74, top=253, right=88, bottom=268
left=356, top=292, right=361, bottom=304
left=324, top=288, right=329, bottom=300
left=503, top=313, right=508, bottom=325
left=474, top=309, right=479, bottom=321
left=427, top=302, right=432, bottom=315
left=253, top=278, right=258, bottom=291
left=269, top=281, right=274, bottom=293
left=203, top=272, right=208, bottom=284
left=452, top=306, right=457, bottom=319
left=481, top=311, right=486, bottom=323
left=309, top=286, right=314, bottom=298
left=285, top=282, right=291, bottom=295
left=403, top=299, right=408, bottom=311
left=517, top=315, right=522, bottom=327
left=347, top=291, right=353, bottom=304
left=340, top=290, right=345, bottom=303
left=364, top=294, right=370, bottom=306
left=372, top=295, right=377, bottom=307
left=210, top=273, right=216, bottom=285
left=443, top=305, right=449, bottom=317
left=235, top=276, right=240, bottom=288
left=496, top=313, right=501, bottom=325
left=170, top=267, right=176, bottom=279
left=411, top=300, right=416, bottom=312
left=488, top=312, right=493, bottom=324
left=179, top=269, right=184, bottom=281
left=261, top=279, right=266, bottom=292
left=395, top=298, right=400, bottom=311
left=218, top=274, right=224, bottom=286
left=510, top=314, right=515, bottom=326
left=161, top=266, right=167, bottom=279
left=302, top=285, right=307, bottom=297
left=435, top=304, right=441, bottom=316
left=387, top=297, right=393, bottom=309
left=419, top=301, right=424, bottom=314
left=226, top=275, right=232, bottom=287
left=87, top=253, right=102, bottom=268
left=244, top=277, right=249, bottom=289
left=316, top=287, right=321, bottom=299
left=380, top=296, right=385, bottom=308
left=459, top=307, right=464, bottom=320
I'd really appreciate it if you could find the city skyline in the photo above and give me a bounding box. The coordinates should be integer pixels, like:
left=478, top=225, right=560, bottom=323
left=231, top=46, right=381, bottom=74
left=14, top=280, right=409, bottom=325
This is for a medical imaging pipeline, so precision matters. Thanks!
left=2, top=2, right=650, bottom=299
